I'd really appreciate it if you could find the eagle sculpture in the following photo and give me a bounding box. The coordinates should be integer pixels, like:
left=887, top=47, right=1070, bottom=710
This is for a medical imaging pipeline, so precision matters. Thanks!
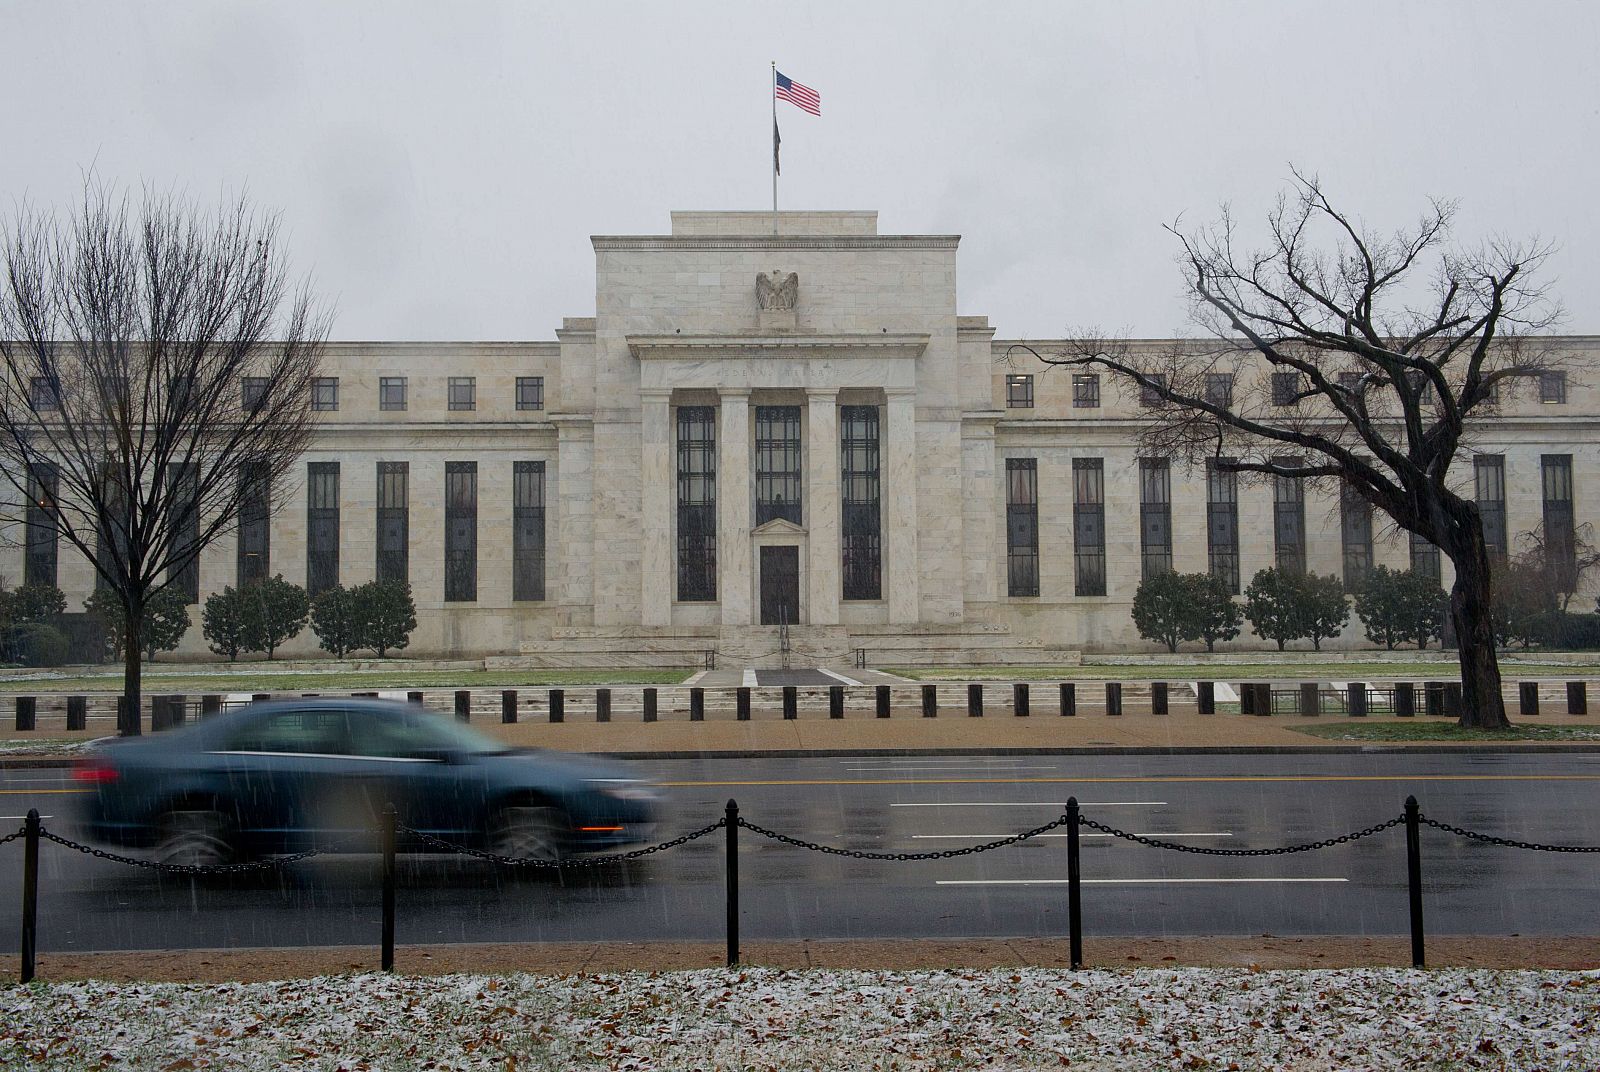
left=756, top=270, right=799, bottom=311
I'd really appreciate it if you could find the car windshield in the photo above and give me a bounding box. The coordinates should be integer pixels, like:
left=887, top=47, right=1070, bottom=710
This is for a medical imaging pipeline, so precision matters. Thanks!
left=346, top=705, right=511, bottom=758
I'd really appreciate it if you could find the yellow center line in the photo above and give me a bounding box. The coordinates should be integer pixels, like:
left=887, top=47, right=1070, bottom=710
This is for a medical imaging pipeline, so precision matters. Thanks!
left=658, top=774, right=1600, bottom=787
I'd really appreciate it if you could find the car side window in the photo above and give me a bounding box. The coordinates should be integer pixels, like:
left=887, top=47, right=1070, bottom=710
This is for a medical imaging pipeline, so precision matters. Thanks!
left=226, top=710, right=351, bottom=755
left=346, top=710, right=434, bottom=759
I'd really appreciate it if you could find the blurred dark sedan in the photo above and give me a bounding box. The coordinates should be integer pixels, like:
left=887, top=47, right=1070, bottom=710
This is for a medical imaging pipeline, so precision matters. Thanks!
left=72, top=698, right=658, bottom=865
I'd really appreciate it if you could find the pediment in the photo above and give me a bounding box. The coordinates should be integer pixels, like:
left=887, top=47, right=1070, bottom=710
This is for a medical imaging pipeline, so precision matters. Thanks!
left=752, top=517, right=806, bottom=537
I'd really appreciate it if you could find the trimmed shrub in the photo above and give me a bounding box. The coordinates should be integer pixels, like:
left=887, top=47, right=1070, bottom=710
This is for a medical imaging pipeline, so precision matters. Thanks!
left=4, top=623, right=69, bottom=667
left=1194, top=572, right=1244, bottom=652
left=356, top=580, right=417, bottom=657
left=311, top=585, right=360, bottom=658
left=84, top=586, right=191, bottom=661
left=240, top=575, right=310, bottom=659
left=202, top=586, right=249, bottom=661
left=1244, top=567, right=1305, bottom=651
left=1301, top=572, right=1351, bottom=651
left=5, top=583, right=66, bottom=625
left=1131, top=571, right=1197, bottom=653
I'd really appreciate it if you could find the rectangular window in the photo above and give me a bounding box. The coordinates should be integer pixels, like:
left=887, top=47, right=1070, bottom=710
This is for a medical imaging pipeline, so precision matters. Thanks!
left=1411, top=531, right=1441, bottom=584
left=1072, top=374, right=1100, bottom=408
left=1540, top=371, right=1567, bottom=404
left=1203, top=373, right=1233, bottom=409
left=28, top=376, right=57, bottom=411
left=306, top=462, right=340, bottom=597
left=516, top=376, right=544, bottom=411
left=1406, top=369, right=1435, bottom=404
left=237, top=461, right=271, bottom=587
left=676, top=406, right=718, bottom=601
left=1271, top=371, right=1301, bottom=407
left=841, top=405, right=882, bottom=600
left=1006, top=458, right=1039, bottom=597
left=311, top=377, right=339, bottom=411
left=1475, top=455, right=1508, bottom=569
left=1340, top=482, right=1373, bottom=591
left=448, top=377, right=476, bottom=412
left=1273, top=459, right=1305, bottom=573
left=1072, top=458, right=1106, bottom=596
left=513, top=461, right=546, bottom=601
left=379, top=377, right=408, bottom=411
left=94, top=469, right=130, bottom=592
left=376, top=462, right=409, bottom=584
left=1542, top=454, right=1576, bottom=590
left=1139, top=457, right=1172, bottom=579
left=1006, top=374, right=1034, bottom=409
left=444, top=462, right=477, bottom=601
left=1206, top=459, right=1239, bottom=593
left=1139, top=373, right=1167, bottom=407
left=24, top=463, right=58, bottom=588
left=755, top=405, right=803, bottom=525
left=167, top=464, right=200, bottom=603
left=241, top=376, right=269, bottom=413
left=1338, top=371, right=1363, bottom=393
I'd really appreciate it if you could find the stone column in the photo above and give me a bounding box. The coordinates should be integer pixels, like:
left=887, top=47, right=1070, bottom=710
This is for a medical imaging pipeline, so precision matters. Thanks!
left=718, top=390, right=753, bottom=625
left=884, top=389, right=921, bottom=623
left=806, top=389, right=840, bottom=625
left=639, top=392, right=673, bottom=627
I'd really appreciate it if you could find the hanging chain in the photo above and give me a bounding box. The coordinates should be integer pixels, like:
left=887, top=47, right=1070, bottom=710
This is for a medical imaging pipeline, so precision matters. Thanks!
left=735, top=813, right=1071, bottom=861
left=1419, top=815, right=1600, bottom=853
left=0, top=825, right=27, bottom=847
left=1077, top=815, right=1406, bottom=857
left=397, top=819, right=727, bottom=869
left=37, top=826, right=368, bottom=876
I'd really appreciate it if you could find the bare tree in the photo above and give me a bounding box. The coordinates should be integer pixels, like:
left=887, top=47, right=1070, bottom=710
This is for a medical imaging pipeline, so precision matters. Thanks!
left=0, top=183, right=329, bottom=733
left=1012, top=170, right=1563, bottom=729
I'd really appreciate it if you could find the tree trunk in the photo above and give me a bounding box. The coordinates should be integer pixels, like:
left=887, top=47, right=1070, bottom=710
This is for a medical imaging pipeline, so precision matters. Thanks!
left=1446, top=527, right=1511, bottom=729
left=120, top=610, right=143, bottom=737
left=1276, top=638, right=1285, bottom=651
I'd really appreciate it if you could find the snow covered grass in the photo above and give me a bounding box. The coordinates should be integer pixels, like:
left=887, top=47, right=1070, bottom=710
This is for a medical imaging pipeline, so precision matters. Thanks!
left=4, top=967, right=1597, bottom=1070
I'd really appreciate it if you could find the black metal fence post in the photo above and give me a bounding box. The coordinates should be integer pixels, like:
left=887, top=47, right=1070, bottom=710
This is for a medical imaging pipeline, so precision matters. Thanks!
left=1197, top=681, right=1215, bottom=715
left=1151, top=682, right=1168, bottom=715
left=967, top=683, right=983, bottom=718
left=549, top=689, right=565, bottom=723
left=21, top=809, right=39, bottom=984
left=736, top=687, right=751, bottom=721
left=1060, top=682, right=1075, bottom=716
left=1395, top=682, right=1415, bottom=718
left=502, top=689, right=518, bottom=724
left=1348, top=682, right=1367, bottom=718
left=1013, top=682, right=1029, bottom=717
left=1519, top=682, right=1539, bottom=717
left=596, top=688, right=612, bottom=723
left=690, top=687, right=705, bottom=721
left=1105, top=682, right=1122, bottom=716
left=66, top=696, right=87, bottom=732
left=14, top=697, right=34, bottom=732
left=782, top=685, right=797, bottom=720
left=1299, top=682, right=1320, bottom=717
left=921, top=684, right=937, bottom=718
left=1405, top=795, right=1425, bottom=970
left=875, top=685, right=891, bottom=718
left=829, top=685, right=844, bottom=719
left=454, top=690, right=471, bottom=721
left=725, top=799, right=739, bottom=968
left=1066, top=797, right=1082, bottom=971
left=1569, top=681, right=1588, bottom=715
left=381, top=803, right=396, bottom=973
left=643, top=687, right=658, bottom=722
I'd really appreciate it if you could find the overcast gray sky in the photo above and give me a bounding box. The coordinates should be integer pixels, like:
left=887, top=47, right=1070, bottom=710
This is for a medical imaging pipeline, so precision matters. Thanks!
left=4, top=1, right=1597, bottom=341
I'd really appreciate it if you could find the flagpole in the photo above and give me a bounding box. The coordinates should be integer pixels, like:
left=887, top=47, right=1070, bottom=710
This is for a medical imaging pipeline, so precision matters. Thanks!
left=770, top=60, right=778, bottom=235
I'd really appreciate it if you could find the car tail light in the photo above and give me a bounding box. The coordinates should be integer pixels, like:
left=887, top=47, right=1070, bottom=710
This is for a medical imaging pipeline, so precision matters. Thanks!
left=72, top=761, right=119, bottom=784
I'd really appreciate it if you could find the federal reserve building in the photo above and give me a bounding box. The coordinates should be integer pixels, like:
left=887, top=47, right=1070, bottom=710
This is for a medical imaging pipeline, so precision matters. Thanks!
left=9, top=210, right=1595, bottom=664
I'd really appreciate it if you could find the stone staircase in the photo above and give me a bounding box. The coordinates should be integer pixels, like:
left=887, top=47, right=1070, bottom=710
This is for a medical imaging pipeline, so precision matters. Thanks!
left=849, top=623, right=1080, bottom=669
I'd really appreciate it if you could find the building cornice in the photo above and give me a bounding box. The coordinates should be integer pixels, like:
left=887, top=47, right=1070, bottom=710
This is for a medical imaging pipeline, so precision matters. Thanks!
left=628, top=333, right=929, bottom=362
left=594, top=235, right=959, bottom=252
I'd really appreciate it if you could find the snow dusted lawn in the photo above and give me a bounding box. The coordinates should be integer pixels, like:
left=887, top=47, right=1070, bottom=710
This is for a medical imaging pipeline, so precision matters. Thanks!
left=4, top=967, right=1598, bottom=1070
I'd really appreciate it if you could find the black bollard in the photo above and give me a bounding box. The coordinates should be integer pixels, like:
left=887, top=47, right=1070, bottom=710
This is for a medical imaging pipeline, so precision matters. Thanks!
left=643, top=687, right=658, bottom=722
left=1060, top=682, right=1075, bottom=717
left=829, top=685, right=844, bottom=719
left=1405, top=795, right=1425, bottom=969
left=1300, top=682, right=1320, bottom=717
left=1067, top=798, right=1082, bottom=971
left=454, top=690, right=471, bottom=721
left=1197, top=681, right=1215, bottom=715
left=1442, top=683, right=1461, bottom=718
left=14, top=697, right=35, bottom=732
left=1013, top=682, right=1029, bottom=717
left=1105, top=682, right=1122, bottom=716
left=1396, top=682, right=1415, bottom=718
left=1348, top=682, right=1367, bottom=718
left=1569, top=681, right=1588, bottom=715
left=921, top=684, right=937, bottom=718
left=1424, top=681, right=1444, bottom=718
left=1240, top=683, right=1256, bottom=715
left=736, top=687, right=751, bottom=721
left=66, top=695, right=87, bottom=732
left=548, top=689, right=565, bottom=723
left=596, top=688, right=611, bottom=723
left=21, top=810, right=39, bottom=984
left=782, top=685, right=797, bottom=720
left=967, top=683, right=983, bottom=718
left=253, top=693, right=271, bottom=704
left=201, top=694, right=222, bottom=718
left=407, top=690, right=425, bottom=706
left=1151, top=682, right=1168, bottom=716
left=150, top=695, right=170, bottom=732
left=725, top=799, right=740, bottom=968
left=116, top=696, right=135, bottom=736
left=690, top=687, right=704, bottom=721
left=502, top=690, right=518, bottom=724
left=876, top=685, right=891, bottom=718
left=1519, top=682, right=1539, bottom=717
left=170, top=695, right=187, bottom=727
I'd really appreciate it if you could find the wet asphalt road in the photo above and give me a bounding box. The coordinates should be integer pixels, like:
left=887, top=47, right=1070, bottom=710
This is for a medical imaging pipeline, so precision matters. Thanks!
left=3, top=750, right=1599, bottom=952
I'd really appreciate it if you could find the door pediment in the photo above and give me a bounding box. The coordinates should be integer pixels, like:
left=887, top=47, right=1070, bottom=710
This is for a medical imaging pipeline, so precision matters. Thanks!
left=752, top=517, right=805, bottom=537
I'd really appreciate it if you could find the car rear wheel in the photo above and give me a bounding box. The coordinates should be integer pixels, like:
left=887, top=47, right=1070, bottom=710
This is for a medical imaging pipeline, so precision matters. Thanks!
left=491, top=805, right=569, bottom=863
left=154, top=808, right=237, bottom=868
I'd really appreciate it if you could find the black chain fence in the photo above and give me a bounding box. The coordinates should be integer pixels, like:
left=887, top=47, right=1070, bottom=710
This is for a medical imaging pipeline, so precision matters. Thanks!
left=8, top=797, right=1600, bottom=981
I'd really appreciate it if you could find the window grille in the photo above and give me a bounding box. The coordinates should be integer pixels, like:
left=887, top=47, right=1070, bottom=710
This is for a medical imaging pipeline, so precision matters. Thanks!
left=237, top=461, right=271, bottom=587
left=1006, top=374, right=1034, bottom=408
left=444, top=462, right=478, bottom=601
left=1072, top=458, right=1106, bottom=596
left=676, top=407, right=718, bottom=601
left=1475, top=455, right=1507, bottom=569
left=1072, top=374, right=1100, bottom=408
left=755, top=406, right=803, bottom=525
left=379, top=377, right=408, bottom=411
left=841, top=405, right=882, bottom=600
left=513, top=461, right=546, bottom=601
left=1006, top=458, right=1039, bottom=597
left=1206, top=459, right=1239, bottom=593
left=24, top=464, right=58, bottom=588
left=1273, top=458, right=1305, bottom=573
left=516, top=376, right=544, bottom=411
left=376, top=462, right=409, bottom=583
left=312, top=377, right=339, bottom=411
left=306, top=462, right=340, bottom=596
left=448, top=377, right=476, bottom=412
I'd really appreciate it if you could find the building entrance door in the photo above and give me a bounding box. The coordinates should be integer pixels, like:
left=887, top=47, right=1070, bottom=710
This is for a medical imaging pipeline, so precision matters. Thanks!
left=759, top=545, right=800, bottom=625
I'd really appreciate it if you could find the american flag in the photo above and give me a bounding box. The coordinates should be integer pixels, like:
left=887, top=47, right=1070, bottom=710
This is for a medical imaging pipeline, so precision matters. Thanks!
left=775, top=71, right=820, bottom=116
